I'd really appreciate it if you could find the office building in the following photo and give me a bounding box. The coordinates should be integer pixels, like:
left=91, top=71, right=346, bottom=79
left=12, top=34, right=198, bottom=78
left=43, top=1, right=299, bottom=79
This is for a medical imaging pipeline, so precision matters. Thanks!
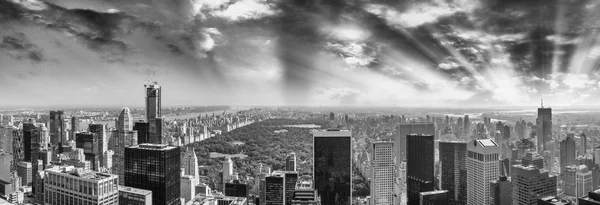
left=117, top=107, right=134, bottom=132
left=71, top=116, right=79, bottom=141
left=511, top=164, right=557, bottom=205
left=395, top=123, right=435, bottom=163
left=223, top=156, right=234, bottom=191
left=580, top=189, right=600, bottom=204
left=536, top=104, right=552, bottom=153
left=125, top=144, right=181, bottom=205
left=464, top=115, right=470, bottom=134
left=286, top=153, right=296, bottom=172
left=89, top=124, right=107, bottom=155
left=419, top=190, right=448, bottom=205
left=467, top=139, right=500, bottom=205
left=522, top=152, right=544, bottom=169
left=284, top=172, right=299, bottom=205
left=145, top=82, right=161, bottom=121
left=265, top=173, right=284, bottom=205
left=109, top=128, right=138, bottom=185
left=133, top=122, right=150, bottom=144
left=313, top=130, right=352, bottom=205
left=564, top=165, right=578, bottom=196
left=119, top=185, right=152, bottom=205
left=576, top=165, right=594, bottom=197
left=561, top=134, right=577, bottom=174
left=370, top=141, right=395, bottom=205
left=148, top=117, right=163, bottom=144
left=12, top=128, right=24, bottom=169
left=43, top=166, right=119, bottom=205
left=407, top=134, right=435, bottom=205
left=76, top=132, right=101, bottom=171
left=49, top=111, right=64, bottom=153
left=490, top=176, right=511, bottom=205
left=225, top=180, right=249, bottom=198
left=181, top=175, right=196, bottom=203
left=183, top=148, right=200, bottom=185
left=17, top=161, right=32, bottom=186
left=22, top=122, right=37, bottom=162
left=439, top=141, right=467, bottom=205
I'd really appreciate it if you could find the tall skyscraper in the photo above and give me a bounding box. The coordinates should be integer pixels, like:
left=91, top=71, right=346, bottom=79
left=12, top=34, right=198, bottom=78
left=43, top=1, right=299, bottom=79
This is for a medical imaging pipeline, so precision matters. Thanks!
left=265, top=173, right=284, bottom=205
left=464, top=115, right=470, bottom=134
left=182, top=148, right=199, bottom=185
left=70, top=116, right=79, bottom=142
left=370, top=141, right=395, bottom=205
left=125, top=144, right=181, bottom=205
left=561, top=134, right=577, bottom=174
left=109, top=127, right=138, bottom=185
left=49, top=111, right=64, bottom=153
left=581, top=133, right=588, bottom=157
left=395, top=123, right=435, bottom=163
left=22, top=122, right=37, bottom=162
left=75, top=132, right=101, bottom=170
left=145, top=82, right=161, bottom=121
left=149, top=117, right=163, bottom=144
left=511, top=164, right=557, bottom=204
left=117, top=107, right=133, bottom=132
left=536, top=103, right=552, bottom=153
left=286, top=152, right=296, bottom=172
left=467, top=139, right=500, bottom=205
left=12, top=128, right=24, bottom=171
left=439, top=141, right=467, bottom=205
left=223, top=156, right=234, bottom=191
left=284, top=172, right=298, bottom=205
left=313, top=130, right=352, bottom=205
left=407, top=134, right=435, bottom=205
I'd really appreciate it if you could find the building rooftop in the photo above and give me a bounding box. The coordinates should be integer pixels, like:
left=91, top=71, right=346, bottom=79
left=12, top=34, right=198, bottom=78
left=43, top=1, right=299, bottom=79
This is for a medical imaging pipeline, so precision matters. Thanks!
left=539, top=196, right=571, bottom=205
left=118, top=185, right=152, bottom=196
left=131, top=143, right=177, bottom=150
left=313, top=130, right=351, bottom=137
left=477, top=139, right=498, bottom=147
left=420, top=190, right=448, bottom=196
left=185, top=193, right=247, bottom=205
left=46, top=166, right=117, bottom=181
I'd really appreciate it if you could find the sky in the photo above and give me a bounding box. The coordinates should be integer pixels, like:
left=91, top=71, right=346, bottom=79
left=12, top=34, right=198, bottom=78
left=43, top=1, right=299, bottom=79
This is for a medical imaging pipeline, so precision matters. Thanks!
left=1, top=0, right=600, bottom=108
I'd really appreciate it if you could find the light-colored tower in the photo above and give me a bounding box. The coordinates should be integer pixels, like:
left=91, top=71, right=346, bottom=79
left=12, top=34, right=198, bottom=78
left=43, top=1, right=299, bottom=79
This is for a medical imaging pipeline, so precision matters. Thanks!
left=576, top=165, right=593, bottom=197
left=286, top=152, right=296, bottom=172
left=223, top=156, right=233, bottom=191
left=117, top=107, right=133, bottom=132
left=183, top=148, right=200, bottom=185
left=466, top=139, right=500, bottom=205
left=371, top=141, right=395, bottom=205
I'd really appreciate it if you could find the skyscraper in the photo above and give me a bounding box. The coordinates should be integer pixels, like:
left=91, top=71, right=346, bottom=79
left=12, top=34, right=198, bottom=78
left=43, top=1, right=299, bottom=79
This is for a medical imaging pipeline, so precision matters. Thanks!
left=467, top=139, right=500, bottom=205
left=133, top=121, right=150, bottom=144
left=511, top=164, right=557, bottom=204
left=125, top=144, right=181, bottom=205
left=117, top=107, right=133, bottom=132
left=22, top=122, right=37, bottom=162
left=395, top=123, right=435, bottom=163
left=490, top=175, right=511, bottom=205
left=49, top=111, right=64, bottom=153
left=370, top=141, right=395, bottom=205
left=581, top=133, right=588, bottom=157
left=536, top=104, right=552, bottom=153
left=70, top=116, right=79, bottom=142
left=407, top=134, right=435, bottom=205
left=577, top=165, right=593, bottom=197
left=439, top=141, right=467, bottom=205
left=223, top=156, right=233, bottom=191
left=284, top=172, right=299, bottom=205
left=182, top=148, right=199, bottom=185
left=145, top=82, right=161, bottom=121
left=286, top=152, right=297, bottom=172
left=75, top=132, right=100, bottom=171
left=561, top=134, right=577, bottom=174
left=313, top=130, right=352, bottom=205
left=265, top=173, right=284, bottom=205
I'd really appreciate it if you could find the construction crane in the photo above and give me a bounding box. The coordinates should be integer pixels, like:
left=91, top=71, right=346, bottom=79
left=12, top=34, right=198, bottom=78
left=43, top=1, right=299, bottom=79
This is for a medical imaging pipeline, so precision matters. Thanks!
left=144, top=71, right=155, bottom=87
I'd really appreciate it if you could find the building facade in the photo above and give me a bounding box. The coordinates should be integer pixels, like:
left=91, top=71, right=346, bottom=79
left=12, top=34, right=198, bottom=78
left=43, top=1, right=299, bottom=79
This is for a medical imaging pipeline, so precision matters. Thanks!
left=313, top=130, right=352, bottom=205
left=370, top=141, right=395, bottom=205
left=43, top=166, right=119, bottom=205
left=466, top=139, right=500, bottom=205
left=407, top=134, right=435, bottom=205
left=439, top=141, right=467, bottom=205
left=511, top=164, right=557, bottom=205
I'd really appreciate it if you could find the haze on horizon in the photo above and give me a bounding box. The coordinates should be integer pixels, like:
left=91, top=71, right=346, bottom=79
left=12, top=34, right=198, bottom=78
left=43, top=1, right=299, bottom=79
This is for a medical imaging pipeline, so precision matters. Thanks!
left=2, top=0, right=600, bottom=108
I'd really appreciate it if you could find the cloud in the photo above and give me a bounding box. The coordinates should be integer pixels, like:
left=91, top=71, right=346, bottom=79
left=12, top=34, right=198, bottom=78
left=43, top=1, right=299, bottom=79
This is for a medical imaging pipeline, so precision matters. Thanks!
left=325, top=42, right=377, bottom=68
left=0, top=33, right=45, bottom=63
left=9, top=0, right=47, bottom=11
left=196, top=0, right=280, bottom=21
left=364, top=0, right=478, bottom=29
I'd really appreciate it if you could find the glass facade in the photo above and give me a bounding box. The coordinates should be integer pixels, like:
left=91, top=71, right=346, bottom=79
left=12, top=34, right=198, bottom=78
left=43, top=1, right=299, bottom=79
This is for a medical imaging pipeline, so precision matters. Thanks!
left=265, top=176, right=284, bottom=205
left=439, top=142, right=467, bottom=205
left=406, top=134, right=434, bottom=205
left=314, top=136, right=351, bottom=205
left=125, top=145, right=180, bottom=205
left=133, top=122, right=150, bottom=144
left=284, top=173, right=298, bottom=205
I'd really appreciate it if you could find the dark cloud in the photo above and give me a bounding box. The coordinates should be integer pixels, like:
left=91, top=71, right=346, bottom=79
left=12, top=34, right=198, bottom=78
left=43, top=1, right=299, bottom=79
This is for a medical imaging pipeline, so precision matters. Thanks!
left=0, top=33, right=45, bottom=63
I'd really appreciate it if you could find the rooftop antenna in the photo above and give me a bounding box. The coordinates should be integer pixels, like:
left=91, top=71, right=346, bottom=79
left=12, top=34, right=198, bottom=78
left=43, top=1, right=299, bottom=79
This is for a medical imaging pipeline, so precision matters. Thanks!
left=144, top=71, right=156, bottom=87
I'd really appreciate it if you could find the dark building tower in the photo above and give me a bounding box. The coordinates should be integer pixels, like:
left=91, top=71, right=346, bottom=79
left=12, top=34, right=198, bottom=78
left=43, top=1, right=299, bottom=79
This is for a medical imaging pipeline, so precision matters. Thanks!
left=581, top=133, right=588, bottom=157
left=134, top=121, right=150, bottom=144
left=439, top=141, right=467, bottom=205
left=49, top=110, right=64, bottom=153
left=464, top=115, right=470, bottom=134
left=149, top=117, right=163, bottom=144
left=22, top=122, right=37, bottom=162
left=284, top=172, right=299, bottom=205
left=561, top=134, right=577, bottom=174
left=420, top=190, right=448, bottom=205
left=407, top=134, right=435, bottom=205
left=75, top=132, right=100, bottom=170
left=395, top=123, right=435, bottom=163
left=70, top=116, right=79, bottom=141
left=265, top=174, right=284, bottom=205
left=145, top=82, right=161, bottom=121
left=313, top=130, right=352, bottom=205
left=125, top=144, right=180, bottom=205
left=286, top=153, right=296, bottom=172
left=537, top=102, right=552, bottom=154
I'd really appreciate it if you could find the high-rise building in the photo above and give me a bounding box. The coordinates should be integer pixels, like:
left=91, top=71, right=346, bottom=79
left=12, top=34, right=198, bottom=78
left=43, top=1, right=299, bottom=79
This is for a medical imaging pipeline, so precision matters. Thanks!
left=284, top=172, right=299, bottom=205
left=119, top=185, right=152, bottom=205
left=407, top=134, right=435, bottom=205
left=145, top=82, right=161, bottom=121
left=71, top=116, right=79, bottom=142
left=49, top=111, right=64, bottom=153
left=76, top=132, right=101, bottom=171
left=536, top=104, right=552, bottom=153
left=89, top=124, right=107, bottom=155
left=125, top=144, right=180, bottom=205
left=183, top=148, right=199, bottom=185
left=511, top=164, right=557, bottom=205
left=286, top=152, right=297, bottom=172
left=181, top=175, right=195, bottom=203
left=419, top=190, right=448, bottom=205
left=291, top=181, right=320, bottom=205
left=223, top=156, right=234, bottom=191
left=148, top=117, right=163, bottom=144
left=109, top=129, right=138, bottom=185
left=575, top=165, right=594, bottom=197
left=439, top=141, right=467, bottom=205
left=490, top=176, right=511, bottom=205
left=43, top=166, right=119, bottom=205
left=395, top=123, right=435, bottom=163
left=561, top=134, right=577, bottom=174
left=225, top=180, right=249, bottom=199
left=266, top=173, right=284, bottom=205
left=522, top=152, right=544, bottom=169
left=133, top=121, right=150, bottom=144
left=313, top=130, right=352, bottom=205
left=117, top=107, right=133, bottom=132
left=22, top=122, right=37, bottom=162
left=370, top=141, right=395, bottom=205
left=581, top=133, right=588, bottom=157
left=17, top=161, right=32, bottom=186
left=467, top=139, right=500, bottom=205
left=464, top=115, right=470, bottom=134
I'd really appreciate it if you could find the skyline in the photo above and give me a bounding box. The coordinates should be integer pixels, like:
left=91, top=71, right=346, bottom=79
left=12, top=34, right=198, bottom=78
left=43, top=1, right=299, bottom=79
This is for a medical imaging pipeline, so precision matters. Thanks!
left=2, top=0, right=600, bottom=107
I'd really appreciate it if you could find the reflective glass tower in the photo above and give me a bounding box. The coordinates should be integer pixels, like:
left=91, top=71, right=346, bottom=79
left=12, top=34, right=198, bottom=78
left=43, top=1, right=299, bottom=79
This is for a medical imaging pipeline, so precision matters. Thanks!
left=313, top=130, right=352, bottom=205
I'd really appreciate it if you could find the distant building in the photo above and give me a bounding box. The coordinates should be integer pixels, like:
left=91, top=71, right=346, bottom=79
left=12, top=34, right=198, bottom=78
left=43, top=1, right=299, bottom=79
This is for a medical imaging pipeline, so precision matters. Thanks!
left=17, top=161, right=32, bottom=186
left=490, top=176, right=511, bottom=205
left=133, top=122, right=150, bottom=144
left=286, top=153, right=296, bottom=172
left=522, top=152, right=544, bottom=169
left=370, top=141, right=395, bottom=205
left=313, top=130, right=352, bottom=205
left=561, top=134, right=577, bottom=174
left=439, top=141, right=467, bottom=205
left=119, top=185, right=152, bottom=205
left=43, top=166, right=118, bottom=205
left=223, top=157, right=234, bottom=191
left=49, top=111, right=65, bottom=153
left=225, top=180, right=249, bottom=199
left=185, top=193, right=247, bottom=205
left=290, top=180, right=320, bottom=205
left=467, top=139, right=500, bottom=205
left=419, top=190, right=448, bottom=205
left=125, top=144, right=181, bottom=205
left=536, top=105, right=552, bottom=154
left=395, top=123, right=435, bottom=163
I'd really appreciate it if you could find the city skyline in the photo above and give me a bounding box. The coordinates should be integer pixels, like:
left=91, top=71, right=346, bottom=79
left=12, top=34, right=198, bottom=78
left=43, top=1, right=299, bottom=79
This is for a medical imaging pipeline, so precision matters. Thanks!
left=2, top=0, right=600, bottom=107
